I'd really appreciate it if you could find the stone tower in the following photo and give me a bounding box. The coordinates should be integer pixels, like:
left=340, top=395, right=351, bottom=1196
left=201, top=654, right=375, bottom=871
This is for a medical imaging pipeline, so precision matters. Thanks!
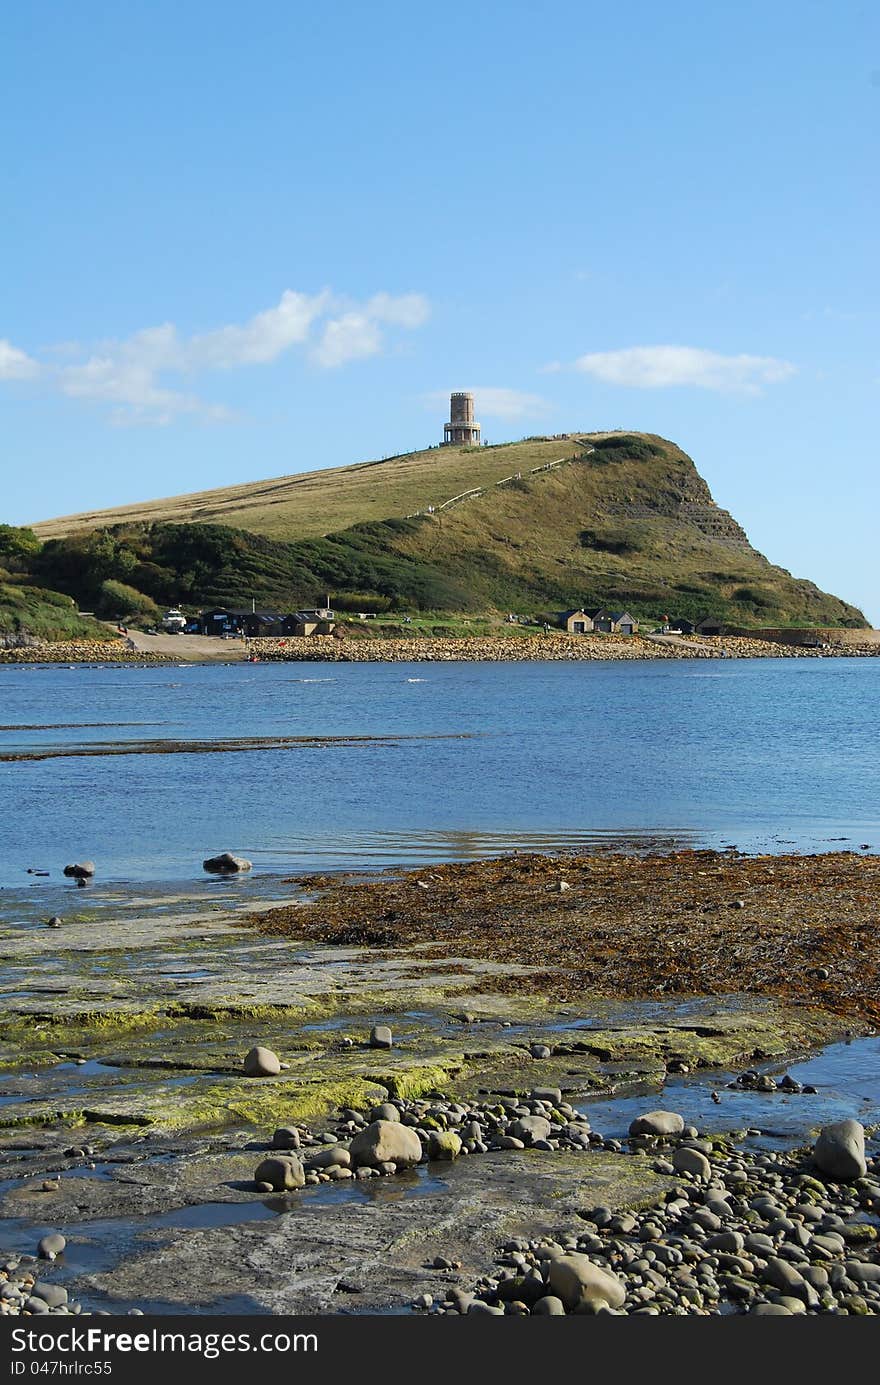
left=443, top=391, right=481, bottom=446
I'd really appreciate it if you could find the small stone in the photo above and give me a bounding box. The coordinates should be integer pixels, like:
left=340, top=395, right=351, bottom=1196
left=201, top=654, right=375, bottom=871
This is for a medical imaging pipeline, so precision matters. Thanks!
left=428, top=1131, right=462, bottom=1161
left=37, top=1234, right=66, bottom=1260
left=531, top=1295, right=566, bottom=1315
left=547, top=1255, right=626, bottom=1313
left=349, top=1120, right=421, bottom=1168
left=243, top=1045, right=281, bottom=1077
left=813, top=1120, right=866, bottom=1181
left=511, top=1115, right=552, bottom=1145
left=369, top=1103, right=401, bottom=1123
left=530, top=1087, right=563, bottom=1105
left=369, top=1025, right=393, bottom=1049
left=32, top=1284, right=67, bottom=1308
left=629, top=1110, right=685, bottom=1138
left=271, top=1126, right=301, bottom=1150
left=672, top=1147, right=712, bottom=1181
left=203, top=852, right=252, bottom=874
left=63, top=862, right=95, bottom=879
left=306, top=1146, right=351, bottom=1170
left=253, top=1156, right=305, bottom=1191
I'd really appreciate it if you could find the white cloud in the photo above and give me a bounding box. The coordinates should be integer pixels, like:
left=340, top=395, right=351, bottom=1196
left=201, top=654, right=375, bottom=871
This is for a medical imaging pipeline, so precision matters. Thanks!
left=470, top=386, right=547, bottom=419
left=573, top=345, right=797, bottom=394
left=312, top=313, right=383, bottom=368
left=0, top=338, right=39, bottom=380
left=365, top=292, right=430, bottom=328
left=188, top=290, right=331, bottom=368
left=422, top=386, right=548, bottom=420
left=8, top=288, right=429, bottom=425
left=311, top=292, right=430, bottom=368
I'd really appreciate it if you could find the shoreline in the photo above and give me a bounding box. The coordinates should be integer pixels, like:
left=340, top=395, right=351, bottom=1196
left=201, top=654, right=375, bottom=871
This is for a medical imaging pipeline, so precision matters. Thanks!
left=2, top=630, right=880, bottom=664
left=1, top=848, right=878, bottom=1316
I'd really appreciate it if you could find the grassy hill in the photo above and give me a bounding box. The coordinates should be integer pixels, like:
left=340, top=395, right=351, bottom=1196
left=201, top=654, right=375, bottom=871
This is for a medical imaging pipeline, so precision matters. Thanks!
left=21, top=433, right=867, bottom=629
left=32, top=437, right=582, bottom=542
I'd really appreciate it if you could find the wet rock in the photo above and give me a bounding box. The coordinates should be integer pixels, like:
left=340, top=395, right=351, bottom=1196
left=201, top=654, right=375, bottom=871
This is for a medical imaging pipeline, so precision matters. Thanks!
left=34, top=1234, right=66, bottom=1263
left=629, top=1110, right=685, bottom=1138
left=203, top=852, right=252, bottom=874
left=243, top=1045, right=281, bottom=1077
left=253, top=1156, right=305, bottom=1190
left=813, top=1120, right=866, bottom=1180
left=369, top=1025, right=393, bottom=1050
left=349, top=1119, right=422, bottom=1169
left=547, top=1255, right=626, bottom=1313
left=63, top=861, right=95, bottom=880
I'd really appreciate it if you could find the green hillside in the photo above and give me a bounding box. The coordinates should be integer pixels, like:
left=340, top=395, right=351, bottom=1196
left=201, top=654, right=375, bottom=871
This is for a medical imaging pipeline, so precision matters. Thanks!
left=0, top=583, right=112, bottom=642
left=20, top=433, right=867, bottom=630
left=32, top=437, right=582, bottom=542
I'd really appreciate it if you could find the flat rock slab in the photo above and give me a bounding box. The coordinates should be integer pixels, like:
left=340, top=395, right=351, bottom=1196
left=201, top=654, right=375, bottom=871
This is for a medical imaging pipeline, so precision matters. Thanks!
left=77, top=1149, right=671, bottom=1314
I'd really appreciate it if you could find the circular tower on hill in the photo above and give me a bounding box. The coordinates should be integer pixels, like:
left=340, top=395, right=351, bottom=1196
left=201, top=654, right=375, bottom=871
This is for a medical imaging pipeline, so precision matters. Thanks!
left=443, top=391, right=481, bottom=446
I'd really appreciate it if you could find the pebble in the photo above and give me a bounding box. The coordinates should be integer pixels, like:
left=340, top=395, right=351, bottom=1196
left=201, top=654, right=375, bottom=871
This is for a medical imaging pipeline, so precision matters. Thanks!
left=37, top=1234, right=66, bottom=1259
left=243, top=1045, right=281, bottom=1077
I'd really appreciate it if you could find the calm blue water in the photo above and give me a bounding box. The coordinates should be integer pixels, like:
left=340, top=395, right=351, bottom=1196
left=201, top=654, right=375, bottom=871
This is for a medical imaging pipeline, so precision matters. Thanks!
left=0, top=658, right=877, bottom=887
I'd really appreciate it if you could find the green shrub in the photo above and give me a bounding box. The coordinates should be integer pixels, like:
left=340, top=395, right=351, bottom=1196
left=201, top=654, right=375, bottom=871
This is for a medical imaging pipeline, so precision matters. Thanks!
left=98, top=580, right=161, bottom=623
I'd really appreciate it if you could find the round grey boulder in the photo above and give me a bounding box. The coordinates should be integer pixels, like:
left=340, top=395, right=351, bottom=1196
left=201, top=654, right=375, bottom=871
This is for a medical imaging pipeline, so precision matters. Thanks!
left=243, top=1045, right=281, bottom=1077
left=511, top=1115, right=552, bottom=1145
left=813, top=1120, right=866, bottom=1181
left=532, top=1295, right=566, bottom=1315
left=253, top=1156, right=305, bottom=1191
left=427, top=1130, right=462, bottom=1161
left=369, top=1025, right=393, bottom=1049
left=369, top=1102, right=401, bottom=1123
left=32, top=1283, right=67, bottom=1308
left=37, top=1234, right=66, bottom=1260
left=63, top=862, right=95, bottom=880
left=547, top=1255, right=626, bottom=1313
left=628, top=1110, right=685, bottom=1137
left=672, top=1146, right=712, bottom=1180
left=203, top=852, right=252, bottom=874
left=349, top=1119, right=422, bottom=1169
left=271, top=1126, right=301, bottom=1150
left=306, top=1146, right=351, bottom=1170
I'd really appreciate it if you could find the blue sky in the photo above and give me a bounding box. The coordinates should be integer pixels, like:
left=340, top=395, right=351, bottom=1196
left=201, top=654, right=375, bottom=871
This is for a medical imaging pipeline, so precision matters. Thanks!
left=2, top=1, right=878, bottom=620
